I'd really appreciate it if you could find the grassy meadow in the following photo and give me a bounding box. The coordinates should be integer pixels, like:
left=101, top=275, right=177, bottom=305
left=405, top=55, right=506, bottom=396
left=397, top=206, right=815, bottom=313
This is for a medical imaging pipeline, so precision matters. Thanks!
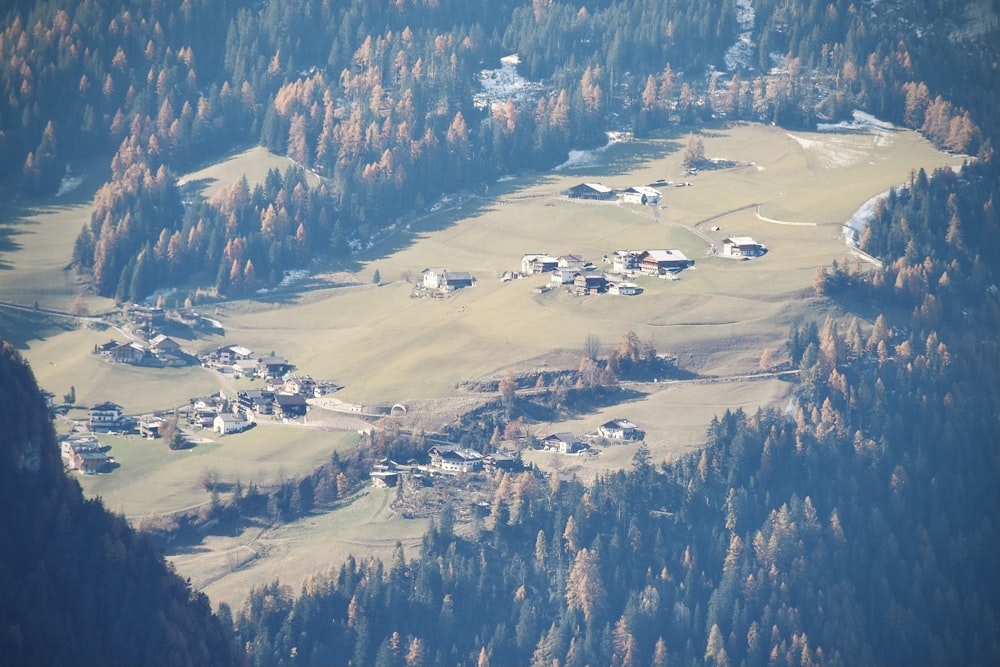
left=0, top=121, right=959, bottom=609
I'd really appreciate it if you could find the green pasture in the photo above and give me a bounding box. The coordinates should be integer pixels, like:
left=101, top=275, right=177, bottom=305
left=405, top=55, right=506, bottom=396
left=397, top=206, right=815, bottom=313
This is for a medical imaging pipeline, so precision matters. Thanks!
left=78, top=426, right=359, bottom=518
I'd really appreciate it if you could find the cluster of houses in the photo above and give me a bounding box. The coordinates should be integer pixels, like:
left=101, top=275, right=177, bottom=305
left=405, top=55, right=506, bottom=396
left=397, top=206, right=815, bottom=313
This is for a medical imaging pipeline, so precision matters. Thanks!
left=197, top=343, right=342, bottom=433
left=370, top=417, right=644, bottom=487
left=370, top=446, right=521, bottom=487
left=94, top=305, right=209, bottom=368
left=517, top=247, right=695, bottom=296
left=94, top=333, right=192, bottom=368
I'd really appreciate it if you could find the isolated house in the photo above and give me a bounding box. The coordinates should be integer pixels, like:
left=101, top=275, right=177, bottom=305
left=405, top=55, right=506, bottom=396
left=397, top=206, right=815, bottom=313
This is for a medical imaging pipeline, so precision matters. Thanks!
left=599, top=418, right=641, bottom=440
left=422, top=268, right=476, bottom=292
left=722, top=236, right=766, bottom=258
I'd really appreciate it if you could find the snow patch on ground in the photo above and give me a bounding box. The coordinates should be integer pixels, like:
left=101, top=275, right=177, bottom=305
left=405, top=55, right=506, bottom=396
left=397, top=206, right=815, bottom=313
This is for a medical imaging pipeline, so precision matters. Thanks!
left=724, top=0, right=757, bottom=71
left=786, top=110, right=897, bottom=168
left=473, top=54, right=545, bottom=111
left=554, top=132, right=630, bottom=171
left=817, top=110, right=896, bottom=134
left=56, top=167, right=84, bottom=197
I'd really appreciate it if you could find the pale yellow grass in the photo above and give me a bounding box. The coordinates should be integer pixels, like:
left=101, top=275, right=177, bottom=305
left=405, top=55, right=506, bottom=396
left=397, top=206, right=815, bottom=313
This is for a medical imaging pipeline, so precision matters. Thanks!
left=168, top=487, right=429, bottom=610
left=522, top=378, right=793, bottom=482
left=3, top=122, right=957, bottom=607
left=79, top=426, right=359, bottom=518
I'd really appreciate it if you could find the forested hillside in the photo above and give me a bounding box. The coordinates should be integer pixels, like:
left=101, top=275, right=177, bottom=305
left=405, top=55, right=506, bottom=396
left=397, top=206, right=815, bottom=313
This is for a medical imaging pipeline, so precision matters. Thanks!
left=0, top=341, right=243, bottom=666
left=231, top=158, right=1000, bottom=667
left=1, top=0, right=995, bottom=301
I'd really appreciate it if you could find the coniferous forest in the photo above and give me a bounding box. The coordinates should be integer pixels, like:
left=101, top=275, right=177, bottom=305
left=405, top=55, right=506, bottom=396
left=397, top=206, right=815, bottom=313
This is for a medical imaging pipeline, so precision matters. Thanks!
left=1, top=0, right=999, bottom=665
left=1, top=0, right=995, bottom=301
left=225, top=161, right=1000, bottom=666
left=0, top=342, right=243, bottom=666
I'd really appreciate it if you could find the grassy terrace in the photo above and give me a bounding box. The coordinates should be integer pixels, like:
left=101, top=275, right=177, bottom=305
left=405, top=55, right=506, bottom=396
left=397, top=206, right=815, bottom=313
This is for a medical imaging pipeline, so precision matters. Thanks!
left=0, top=121, right=958, bottom=608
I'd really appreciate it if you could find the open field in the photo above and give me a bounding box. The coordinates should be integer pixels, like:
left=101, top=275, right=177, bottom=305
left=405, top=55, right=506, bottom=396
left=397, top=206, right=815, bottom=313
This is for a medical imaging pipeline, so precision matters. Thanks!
left=167, top=486, right=430, bottom=610
left=2, top=120, right=958, bottom=608
left=78, top=426, right=360, bottom=518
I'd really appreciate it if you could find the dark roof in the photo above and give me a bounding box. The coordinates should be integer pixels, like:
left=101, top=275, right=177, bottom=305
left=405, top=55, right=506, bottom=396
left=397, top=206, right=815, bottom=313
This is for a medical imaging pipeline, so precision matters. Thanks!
left=91, top=402, right=122, bottom=412
left=274, top=393, right=307, bottom=407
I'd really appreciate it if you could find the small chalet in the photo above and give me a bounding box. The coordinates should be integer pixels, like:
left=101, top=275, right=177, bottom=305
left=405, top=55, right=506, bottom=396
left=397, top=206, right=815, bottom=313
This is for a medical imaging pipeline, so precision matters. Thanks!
left=370, top=459, right=403, bottom=488
left=138, top=416, right=167, bottom=439
left=71, top=449, right=112, bottom=474
left=611, top=250, right=642, bottom=274
left=214, top=413, right=250, bottom=435
left=566, top=183, right=616, bottom=201
left=541, top=432, right=586, bottom=454
left=422, top=268, right=477, bottom=292
left=150, top=335, right=182, bottom=356
left=129, top=306, right=165, bottom=330
left=622, top=186, right=662, bottom=205
left=237, top=390, right=274, bottom=417
left=521, top=253, right=559, bottom=275
left=282, top=375, right=316, bottom=397
left=557, top=254, right=588, bottom=271
left=109, top=342, right=145, bottom=364
left=203, top=344, right=253, bottom=366
left=313, top=381, right=341, bottom=397
left=484, top=451, right=520, bottom=473
left=428, top=444, right=484, bottom=473
left=608, top=281, right=642, bottom=296
left=599, top=418, right=641, bottom=440
left=61, top=436, right=110, bottom=474
left=574, top=271, right=608, bottom=295
left=257, top=356, right=292, bottom=378
left=89, top=402, right=124, bottom=432
left=95, top=339, right=120, bottom=355
left=274, top=393, right=308, bottom=419
left=231, top=359, right=258, bottom=378
left=722, top=236, right=766, bottom=258
left=637, top=249, right=694, bottom=275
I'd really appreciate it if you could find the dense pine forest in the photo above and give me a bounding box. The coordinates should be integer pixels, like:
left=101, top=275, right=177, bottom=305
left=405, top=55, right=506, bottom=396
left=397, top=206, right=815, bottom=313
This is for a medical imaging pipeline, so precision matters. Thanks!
left=0, top=342, right=243, bottom=667
left=229, top=159, right=1000, bottom=666
left=1, top=0, right=996, bottom=301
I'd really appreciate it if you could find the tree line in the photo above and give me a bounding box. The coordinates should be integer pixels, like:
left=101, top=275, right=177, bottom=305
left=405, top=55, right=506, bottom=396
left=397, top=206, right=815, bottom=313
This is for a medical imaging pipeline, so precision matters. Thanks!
left=230, top=155, right=999, bottom=666
left=1, top=0, right=993, bottom=301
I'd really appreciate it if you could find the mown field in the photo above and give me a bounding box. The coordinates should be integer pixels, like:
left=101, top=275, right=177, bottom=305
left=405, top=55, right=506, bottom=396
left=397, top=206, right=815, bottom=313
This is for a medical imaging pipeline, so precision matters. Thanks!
left=0, top=120, right=958, bottom=609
